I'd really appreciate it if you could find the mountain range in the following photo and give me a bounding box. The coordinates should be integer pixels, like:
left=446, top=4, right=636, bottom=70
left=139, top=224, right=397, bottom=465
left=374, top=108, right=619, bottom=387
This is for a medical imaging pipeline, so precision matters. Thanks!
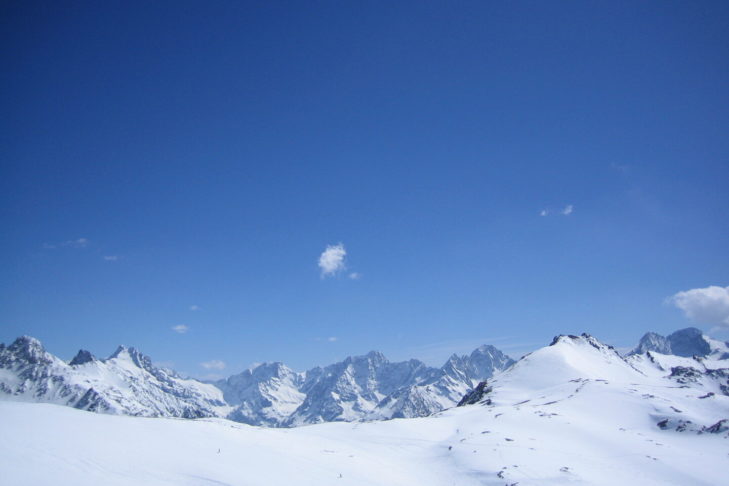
left=3, top=327, right=727, bottom=486
left=0, top=335, right=514, bottom=426
left=1, top=327, right=726, bottom=428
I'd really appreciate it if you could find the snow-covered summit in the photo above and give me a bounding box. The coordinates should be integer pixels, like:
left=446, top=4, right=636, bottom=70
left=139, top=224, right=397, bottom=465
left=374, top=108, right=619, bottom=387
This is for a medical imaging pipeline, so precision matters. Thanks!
left=458, top=332, right=728, bottom=438
left=630, top=327, right=728, bottom=358
left=0, top=336, right=228, bottom=418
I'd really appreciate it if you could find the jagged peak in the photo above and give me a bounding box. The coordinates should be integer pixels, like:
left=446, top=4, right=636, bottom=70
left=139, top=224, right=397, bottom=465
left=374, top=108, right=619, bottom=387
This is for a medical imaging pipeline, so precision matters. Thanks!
left=109, top=344, right=127, bottom=358
left=5, top=335, right=51, bottom=364
left=249, top=361, right=287, bottom=371
left=471, top=344, right=499, bottom=354
left=108, top=345, right=154, bottom=371
left=341, top=350, right=388, bottom=365
left=70, top=349, right=96, bottom=366
left=366, top=350, right=387, bottom=361
left=9, top=335, right=44, bottom=350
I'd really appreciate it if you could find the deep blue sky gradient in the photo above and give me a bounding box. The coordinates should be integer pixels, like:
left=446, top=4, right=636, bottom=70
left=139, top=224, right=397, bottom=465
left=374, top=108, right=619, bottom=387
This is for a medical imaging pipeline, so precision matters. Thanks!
left=2, top=1, right=728, bottom=376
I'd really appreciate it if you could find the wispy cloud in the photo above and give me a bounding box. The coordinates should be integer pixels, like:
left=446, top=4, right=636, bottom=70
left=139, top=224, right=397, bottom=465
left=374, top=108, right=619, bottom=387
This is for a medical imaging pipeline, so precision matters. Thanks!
left=189, top=305, right=201, bottom=311
left=171, top=324, right=189, bottom=334
left=43, top=237, right=89, bottom=249
left=314, top=336, right=339, bottom=343
left=667, top=285, right=729, bottom=329
left=200, top=359, right=226, bottom=370
left=318, top=243, right=347, bottom=277
left=348, top=272, right=361, bottom=280
left=62, top=238, right=89, bottom=248
left=103, top=255, right=118, bottom=261
left=538, top=205, right=573, bottom=217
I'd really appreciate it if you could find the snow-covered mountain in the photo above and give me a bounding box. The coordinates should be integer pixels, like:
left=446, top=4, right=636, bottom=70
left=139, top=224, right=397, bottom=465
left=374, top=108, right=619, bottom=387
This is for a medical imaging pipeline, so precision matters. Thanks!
left=284, top=351, right=440, bottom=426
left=373, top=344, right=514, bottom=420
left=0, top=335, right=514, bottom=426
left=2, top=332, right=726, bottom=486
left=631, top=326, right=729, bottom=359
left=0, top=336, right=229, bottom=418
left=215, top=362, right=305, bottom=426
left=221, top=346, right=514, bottom=426
left=460, top=333, right=728, bottom=432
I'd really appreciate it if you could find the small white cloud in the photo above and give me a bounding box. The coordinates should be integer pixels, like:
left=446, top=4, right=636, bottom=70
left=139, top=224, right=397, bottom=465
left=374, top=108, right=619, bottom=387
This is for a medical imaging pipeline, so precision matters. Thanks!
left=348, top=272, right=361, bottom=280
left=667, top=285, right=729, bottom=328
left=200, top=359, right=226, bottom=370
left=318, top=243, right=347, bottom=277
left=561, top=205, right=574, bottom=215
left=327, top=336, right=338, bottom=342
left=539, top=209, right=549, bottom=217
left=62, top=238, right=89, bottom=248
left=103, top=255, right=118, bottom=261
left=171, top=324, right=189, bottom=334
left=189, top=305, right=201, bottom=311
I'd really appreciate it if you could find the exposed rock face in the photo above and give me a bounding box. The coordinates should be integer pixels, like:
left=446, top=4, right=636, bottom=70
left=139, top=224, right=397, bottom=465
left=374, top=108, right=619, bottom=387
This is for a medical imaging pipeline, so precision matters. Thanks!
left=668, top=328, right=711, bottom=357
left=457, top=380, right=492, bottom=406
left=69, top=350, right=95, bottom=366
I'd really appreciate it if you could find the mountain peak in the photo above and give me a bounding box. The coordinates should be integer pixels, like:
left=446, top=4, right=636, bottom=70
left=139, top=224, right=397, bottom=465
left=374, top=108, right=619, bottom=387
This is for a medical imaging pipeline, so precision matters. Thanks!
left=548, top=333, right=616, bottom=354
left=108, top=345, right=154, bottom=371
left=631, top=327, right=712, bottom=358
left=70, top=349, right=96, bottom=366
left=667, top=327, right=711, bottom=357
left=365, top=350, right=386, bottom=361
left=6, top=336, right=51, bottom=364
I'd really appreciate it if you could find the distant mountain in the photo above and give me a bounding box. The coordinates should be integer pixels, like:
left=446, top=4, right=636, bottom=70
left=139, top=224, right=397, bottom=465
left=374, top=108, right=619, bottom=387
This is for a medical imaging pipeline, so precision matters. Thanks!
left=221, top=346, right=514, bottom=427
left=631, top=327, right=729, bottom=359
left=215, top=362, right=305, bottom=427
left=374, top=345, right=514, bottom=420
left=0, top=336, right=229, bottom=418
left=0, top=335, right=514, bottom=427
left=284, top=351, right=440, bottom=426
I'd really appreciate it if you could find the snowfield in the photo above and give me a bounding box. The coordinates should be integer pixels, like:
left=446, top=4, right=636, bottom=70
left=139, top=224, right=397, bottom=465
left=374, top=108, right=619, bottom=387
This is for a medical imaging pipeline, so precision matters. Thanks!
left=2, top=333, right=727, bottom=486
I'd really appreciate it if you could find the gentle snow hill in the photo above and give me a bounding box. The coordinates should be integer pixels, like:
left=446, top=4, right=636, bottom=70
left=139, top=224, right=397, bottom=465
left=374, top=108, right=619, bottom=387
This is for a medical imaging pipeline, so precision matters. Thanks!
left=1, top=333, right=727, bottom=486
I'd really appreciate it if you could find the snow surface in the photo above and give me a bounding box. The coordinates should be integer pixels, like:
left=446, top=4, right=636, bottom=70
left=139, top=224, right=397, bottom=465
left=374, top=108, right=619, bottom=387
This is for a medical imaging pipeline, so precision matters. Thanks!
left=2, top=333, right=726, bottom=486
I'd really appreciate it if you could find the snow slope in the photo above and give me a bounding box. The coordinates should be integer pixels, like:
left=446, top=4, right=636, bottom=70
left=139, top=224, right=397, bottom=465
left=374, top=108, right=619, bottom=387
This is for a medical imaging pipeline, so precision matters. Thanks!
left=1, top=333, right=726, bottom=486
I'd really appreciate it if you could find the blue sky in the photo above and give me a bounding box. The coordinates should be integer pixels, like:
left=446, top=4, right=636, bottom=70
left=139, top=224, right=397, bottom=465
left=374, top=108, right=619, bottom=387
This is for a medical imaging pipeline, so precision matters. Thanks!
left=2, top=1, right=728, bottom=378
